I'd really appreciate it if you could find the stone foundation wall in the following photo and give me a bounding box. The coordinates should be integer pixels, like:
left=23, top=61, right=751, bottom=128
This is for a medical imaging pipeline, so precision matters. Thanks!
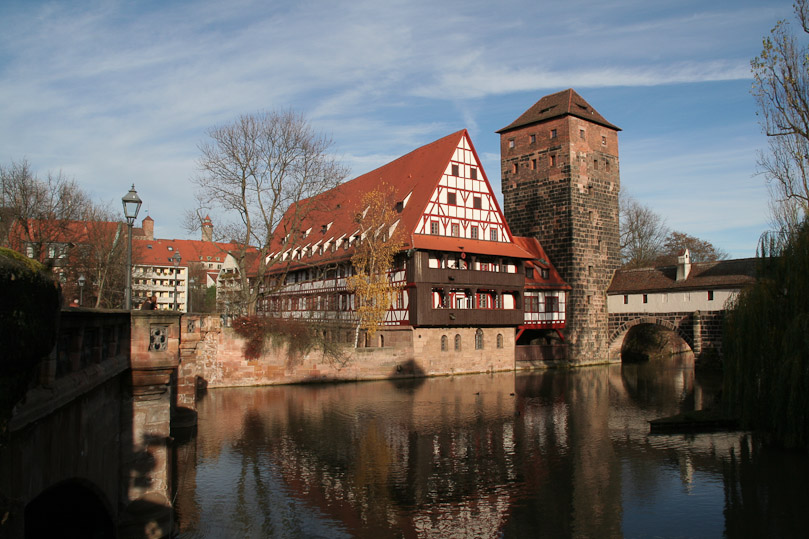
left=177, top=316, right=516, bottom=391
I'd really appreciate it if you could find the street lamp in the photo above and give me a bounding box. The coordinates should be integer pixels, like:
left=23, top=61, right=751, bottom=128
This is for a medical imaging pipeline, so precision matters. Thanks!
left=78, top=274, right=86, bottom=307
left=172, top=251, right=182, bottom=311
left=122, top=185, right=142, bottom=310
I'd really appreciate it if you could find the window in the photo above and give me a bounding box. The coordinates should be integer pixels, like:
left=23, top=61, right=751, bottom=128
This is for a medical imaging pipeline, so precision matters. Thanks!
left=593, top=159, right=598, bottom=170
left=470, top=226, right=478, bottom=239
left=602, top=135, right=607, bottom=145
left=512, top=163, right=518, bottom=174
left=531, top=159, right=536, bottom=170
left=545, top=296, right=559, bottom=313
left=452, top=164, right=459, bottom=176
left=588, top=265, right=593, bottom=277
left=580, top=129, right=585, bottom=140
left=441, top=335, right=448, bottom=352
left=473, top=196, right=482, bottom=209
left=497, top=334, right=503, bottom=349
left=508, top=139, right=515, bottom=148
left=526, top=267, right=534, bottom=279
left=451, top=223, right=460, bottom=237
left=643, top=294, right=648, bottom=304
left=430, top=221, right=439, bottom=235
left=470, top=167, right=477, bottom=180
left=550, top=154, right=557, bottom=167
left=550, top=129, right=557, bottom=139
left=447, top=192, right=457, bottom=205
left=606, top=160, right=611, bottom=171
left=541, top=268, right=549, bottom=279
left=623, top=295, right=628, bottom=304
left=475, top=329, right=484, bottom=350
left=454, top=334, right=461, bottom=351
left=490, top=229, right=498, bottom=241
left=529, top=134, right=536, bottom=144
left=708, top=290, right=714, bottom=301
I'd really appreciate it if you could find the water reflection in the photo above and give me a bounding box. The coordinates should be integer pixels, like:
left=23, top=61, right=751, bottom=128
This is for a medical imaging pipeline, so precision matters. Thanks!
left=175, top=360, right=809, bottom=538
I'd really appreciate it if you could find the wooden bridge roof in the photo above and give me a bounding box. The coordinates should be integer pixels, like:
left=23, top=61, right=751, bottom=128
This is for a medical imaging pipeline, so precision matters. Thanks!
left=608, top=258, right=757, bottom=294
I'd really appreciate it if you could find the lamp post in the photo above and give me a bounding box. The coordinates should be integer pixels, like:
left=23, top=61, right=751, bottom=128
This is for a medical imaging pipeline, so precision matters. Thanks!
left=172, top=251, right=182, bottom=311
left=122, top=185, right=142, bottom=310
left=78, top=274, right=86, bottom=307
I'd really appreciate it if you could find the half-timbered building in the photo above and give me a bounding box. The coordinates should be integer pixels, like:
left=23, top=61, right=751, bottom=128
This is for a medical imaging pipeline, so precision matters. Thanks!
left=259, top=130, right=568, bottom=353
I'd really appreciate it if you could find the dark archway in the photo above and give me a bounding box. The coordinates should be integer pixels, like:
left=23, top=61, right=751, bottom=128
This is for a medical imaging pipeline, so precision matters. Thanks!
left=618, top=322, right=694, bottom=363
left=25, top=479, right=115, bottom=539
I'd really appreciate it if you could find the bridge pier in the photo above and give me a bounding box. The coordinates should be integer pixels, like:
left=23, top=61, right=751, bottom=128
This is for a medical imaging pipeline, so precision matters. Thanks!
left=118, top=311, right=181, bottom=539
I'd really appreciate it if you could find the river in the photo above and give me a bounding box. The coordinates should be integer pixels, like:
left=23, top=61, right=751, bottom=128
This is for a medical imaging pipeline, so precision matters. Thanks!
left=173, top=358, right=809, bottom=538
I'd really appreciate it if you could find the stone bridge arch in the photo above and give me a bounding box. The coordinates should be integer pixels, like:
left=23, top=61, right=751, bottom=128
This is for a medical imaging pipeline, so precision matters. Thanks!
left=608, top=314, right=695, bottom=362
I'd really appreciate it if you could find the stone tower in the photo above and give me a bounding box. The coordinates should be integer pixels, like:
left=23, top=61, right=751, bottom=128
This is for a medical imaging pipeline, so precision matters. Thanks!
left=499, top=89, right=620, bottom=363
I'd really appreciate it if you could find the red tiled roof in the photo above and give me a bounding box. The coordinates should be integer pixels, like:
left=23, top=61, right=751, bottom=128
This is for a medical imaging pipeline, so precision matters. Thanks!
left=270, top=130, right=529, bottom=268
left=133, top=238, right=244, bottom=267
left=497, top=88, right=620, bottom=134
left=513, top=236, right=570, bottom=290
left=608, top=258, right=757, bottom=294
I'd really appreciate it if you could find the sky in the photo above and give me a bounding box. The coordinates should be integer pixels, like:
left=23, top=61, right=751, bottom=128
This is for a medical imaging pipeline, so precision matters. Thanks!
left=0, top=0, right=797, bottom=259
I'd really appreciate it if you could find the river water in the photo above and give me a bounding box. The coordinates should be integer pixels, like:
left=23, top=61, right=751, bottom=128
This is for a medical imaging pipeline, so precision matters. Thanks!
left=173, top=358, right=809, bottom=538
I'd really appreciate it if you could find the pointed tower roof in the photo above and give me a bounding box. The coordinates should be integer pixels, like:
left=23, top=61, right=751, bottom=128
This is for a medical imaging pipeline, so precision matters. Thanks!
left=497, top=88, right=620, bottom=133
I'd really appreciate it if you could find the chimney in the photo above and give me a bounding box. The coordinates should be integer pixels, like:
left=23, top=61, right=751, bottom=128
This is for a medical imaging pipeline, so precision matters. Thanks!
left=202, top=215, right=213, bottom=242
left=142, top=216, right=154, bottom=241
left=676, top=249, right=691, bottom=281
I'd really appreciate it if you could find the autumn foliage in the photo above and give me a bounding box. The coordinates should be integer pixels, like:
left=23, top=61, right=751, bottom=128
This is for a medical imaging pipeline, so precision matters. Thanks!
left=346, top=185, right=405, bottom=345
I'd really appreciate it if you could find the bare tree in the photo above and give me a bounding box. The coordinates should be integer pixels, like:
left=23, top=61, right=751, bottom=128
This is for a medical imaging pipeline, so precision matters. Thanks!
left=619, top=193, right=668, bottom=267
left=64, top=205, right=129, bottom=308
left=0, top=159, right=90, bottom=258
left=189, top=110, right=349, bottom=314
left=752, top=0, right=809, bottom=227
left=661, top=231, right=727, bottom=264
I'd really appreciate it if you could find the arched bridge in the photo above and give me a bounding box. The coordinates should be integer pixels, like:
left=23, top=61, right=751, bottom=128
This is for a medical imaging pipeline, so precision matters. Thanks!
left=606, top=256, right=756, bottom=362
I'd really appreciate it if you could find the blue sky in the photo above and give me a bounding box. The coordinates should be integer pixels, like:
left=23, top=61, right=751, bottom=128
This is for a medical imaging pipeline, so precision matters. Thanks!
left=0, top=0, right=795, bottom=258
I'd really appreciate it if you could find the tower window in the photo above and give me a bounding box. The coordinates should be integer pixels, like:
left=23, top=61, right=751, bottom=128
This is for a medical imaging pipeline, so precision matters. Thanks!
left=580, top=129, right=585, bottom=140
left=550, top=154, right=557, bottom=167
left=643, top=294, right=648, bottom=304
left=508, top=139, right=515, bottom=148
left=531, top=159, right=536, bottom=170
left=452, top=164, right=459, bottom=176
left=623, top=295, right=628, bottom=304
left=529, top=134, right=536, bottom=144
left=593, top=159, right=598, bottom=170
left=550, top=129, right=557, bottom=138
left=602, top=136, right=607, bottom=145
left=512, top=163, right=518, bottom=174
left=708, top=290, right=714, bottom=301
left=606, top=160, right=611, bottom=171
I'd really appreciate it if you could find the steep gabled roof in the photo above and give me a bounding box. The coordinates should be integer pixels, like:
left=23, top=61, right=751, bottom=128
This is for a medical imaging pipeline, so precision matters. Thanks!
left=497, top=88, right=620, bottom=134
left=270, top=130, right=533, bottom=267
left=608, top=258, right=757, bottom=294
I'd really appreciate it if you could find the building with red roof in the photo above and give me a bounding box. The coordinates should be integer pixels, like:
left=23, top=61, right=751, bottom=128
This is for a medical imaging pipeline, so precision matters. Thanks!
left=260, top=130, right=569, bottom=349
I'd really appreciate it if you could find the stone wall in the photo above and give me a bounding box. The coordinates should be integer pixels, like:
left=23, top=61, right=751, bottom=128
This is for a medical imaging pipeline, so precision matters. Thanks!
left=501, top=112, right=620, bottom=364
left=176, top=316, right=516, bottom=392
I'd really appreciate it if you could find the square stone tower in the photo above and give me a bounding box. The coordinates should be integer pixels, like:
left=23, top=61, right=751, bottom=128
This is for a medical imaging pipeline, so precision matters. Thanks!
left=498, top=89, right=620, bottom=363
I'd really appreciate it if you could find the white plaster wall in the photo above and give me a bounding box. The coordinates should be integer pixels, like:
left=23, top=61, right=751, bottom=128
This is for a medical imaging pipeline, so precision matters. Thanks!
left=607, top=289, right=739, bottom=314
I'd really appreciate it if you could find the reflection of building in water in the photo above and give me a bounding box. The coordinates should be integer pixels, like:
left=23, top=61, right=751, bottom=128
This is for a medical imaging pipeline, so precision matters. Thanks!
left=176, top=367, right=754, bottom=536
